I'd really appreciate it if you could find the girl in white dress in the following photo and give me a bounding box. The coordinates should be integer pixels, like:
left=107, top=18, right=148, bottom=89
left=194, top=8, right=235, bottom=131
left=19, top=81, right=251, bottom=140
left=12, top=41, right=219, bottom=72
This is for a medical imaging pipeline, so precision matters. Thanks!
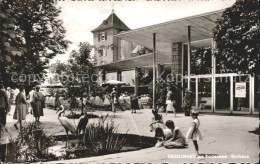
left=165, top=87, right=176, bottom=116
left=186, top=109, right=202, bottom=156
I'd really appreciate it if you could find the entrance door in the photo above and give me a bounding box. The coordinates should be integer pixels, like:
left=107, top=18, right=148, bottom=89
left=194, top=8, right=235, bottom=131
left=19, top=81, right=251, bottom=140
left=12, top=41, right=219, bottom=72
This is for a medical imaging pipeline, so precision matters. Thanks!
left=215, top=77, right=231, bottom=113
left=233, top=76, right=250, bottom=114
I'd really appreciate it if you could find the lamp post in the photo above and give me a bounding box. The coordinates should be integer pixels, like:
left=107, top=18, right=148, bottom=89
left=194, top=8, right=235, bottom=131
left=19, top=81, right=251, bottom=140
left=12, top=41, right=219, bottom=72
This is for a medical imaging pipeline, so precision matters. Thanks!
left=153, top=33, right=156, bottom=110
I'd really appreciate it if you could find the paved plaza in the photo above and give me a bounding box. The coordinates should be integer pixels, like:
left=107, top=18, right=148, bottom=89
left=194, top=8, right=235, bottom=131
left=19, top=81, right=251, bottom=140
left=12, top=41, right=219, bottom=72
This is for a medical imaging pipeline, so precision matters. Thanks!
left=1, top=106, right=258, bottom=163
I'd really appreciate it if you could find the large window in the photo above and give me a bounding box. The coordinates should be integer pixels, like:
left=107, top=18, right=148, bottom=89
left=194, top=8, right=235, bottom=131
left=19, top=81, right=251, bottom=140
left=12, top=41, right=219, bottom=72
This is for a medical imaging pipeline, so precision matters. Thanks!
left=215, top=77, right=230, bottom=112
left=198, top=78, right=212, bottom=111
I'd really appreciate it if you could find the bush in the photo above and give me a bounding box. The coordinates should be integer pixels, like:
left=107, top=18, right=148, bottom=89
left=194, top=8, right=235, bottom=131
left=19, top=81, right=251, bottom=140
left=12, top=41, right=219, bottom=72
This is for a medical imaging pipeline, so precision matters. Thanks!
left=85, top=114, right=128, bottom=155
left=7, top=122, right=55, bottom=162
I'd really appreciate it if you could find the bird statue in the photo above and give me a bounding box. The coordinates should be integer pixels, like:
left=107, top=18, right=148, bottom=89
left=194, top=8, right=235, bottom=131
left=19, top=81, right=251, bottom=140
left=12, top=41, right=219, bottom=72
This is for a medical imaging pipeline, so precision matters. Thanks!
left=76, top=111, right=88, bottom=144
left=56, top=105, right=88, bottom=148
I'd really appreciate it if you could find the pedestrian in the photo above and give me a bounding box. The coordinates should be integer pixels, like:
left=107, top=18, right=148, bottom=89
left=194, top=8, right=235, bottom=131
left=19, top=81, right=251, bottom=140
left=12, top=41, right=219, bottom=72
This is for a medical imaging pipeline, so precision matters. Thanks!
left=32, top=85, right=45, bottom=122
left=131, top=94, right=139, bottom=113
left=166, top=87, right=176, bottom=116
left=13, top=86, right=27, bottom=130
left=6, top=87, right=12, bottom=115
left=54, top=92, right=61, bottom=110
left=0, top=86, right=9, bottom=126
left=28, top=87, right=35, bottom=114
left=103, top=92, right=111, bottom=110
left=149, top=109, right=165, bottom=132
left=186, top=109, right=202, bottom=156
left=111, top=88, right=118, bottom=113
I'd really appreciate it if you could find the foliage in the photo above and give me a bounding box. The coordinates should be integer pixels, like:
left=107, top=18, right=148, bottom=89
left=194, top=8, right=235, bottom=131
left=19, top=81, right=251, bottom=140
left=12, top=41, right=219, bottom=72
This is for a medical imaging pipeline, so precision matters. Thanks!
left=138, top=70, right=153, bottom=85
left=1, top=0, right=70, bottom=89
left=85, top=114, right=128, bottom=155
left=50, top=42, right=104, bottom=114
left=7, top=122, right=55, bottom=162
left=148, top=79, right=182, bottom=111
left=191, top=48, right=212, bottom=75
left=213, top=0, right=259, bottom=76
left=0, top=0, right=27, bottom=87
left=181, top=89, right=193, bottom=113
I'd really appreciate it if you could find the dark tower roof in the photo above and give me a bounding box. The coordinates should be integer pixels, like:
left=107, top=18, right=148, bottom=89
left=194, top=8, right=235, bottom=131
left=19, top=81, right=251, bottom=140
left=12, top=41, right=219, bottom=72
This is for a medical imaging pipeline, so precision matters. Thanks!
left=91, top=13, right=130, bottom=32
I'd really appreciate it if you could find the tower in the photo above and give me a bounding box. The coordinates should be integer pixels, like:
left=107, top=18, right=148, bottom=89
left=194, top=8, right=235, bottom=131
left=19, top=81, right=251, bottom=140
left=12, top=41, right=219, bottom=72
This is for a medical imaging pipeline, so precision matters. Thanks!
left=92, top=12, right=130, bottom=66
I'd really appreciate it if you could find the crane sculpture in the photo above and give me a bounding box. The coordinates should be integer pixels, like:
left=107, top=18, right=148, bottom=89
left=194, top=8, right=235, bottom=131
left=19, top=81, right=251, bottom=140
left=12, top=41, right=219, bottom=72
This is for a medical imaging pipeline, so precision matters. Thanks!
left=56, top=105, right=88, bottom=148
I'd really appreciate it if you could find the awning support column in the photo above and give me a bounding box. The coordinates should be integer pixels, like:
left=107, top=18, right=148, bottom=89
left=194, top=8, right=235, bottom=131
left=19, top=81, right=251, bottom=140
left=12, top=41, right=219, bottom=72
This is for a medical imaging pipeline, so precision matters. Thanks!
left=134, top=67, right=139, bottom=96
left=187, top=26, right=191, bottom=90
left=153, top=33, right=156, bottom=110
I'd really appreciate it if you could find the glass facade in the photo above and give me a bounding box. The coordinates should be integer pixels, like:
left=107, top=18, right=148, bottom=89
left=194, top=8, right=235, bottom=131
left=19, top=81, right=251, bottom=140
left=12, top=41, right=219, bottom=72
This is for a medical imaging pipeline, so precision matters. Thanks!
left=198, top=78, right=212, bottom=111
left=254, top=76, right=259, bottom=113
left=233, top=76, right=250, bottom=112
left=215, top=77, right=230, bottom=112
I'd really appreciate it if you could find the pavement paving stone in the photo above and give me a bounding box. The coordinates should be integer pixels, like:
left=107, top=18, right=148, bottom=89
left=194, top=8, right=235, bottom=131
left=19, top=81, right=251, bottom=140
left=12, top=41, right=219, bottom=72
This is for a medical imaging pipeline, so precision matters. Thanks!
left=0, top=106, right=258, bottom=163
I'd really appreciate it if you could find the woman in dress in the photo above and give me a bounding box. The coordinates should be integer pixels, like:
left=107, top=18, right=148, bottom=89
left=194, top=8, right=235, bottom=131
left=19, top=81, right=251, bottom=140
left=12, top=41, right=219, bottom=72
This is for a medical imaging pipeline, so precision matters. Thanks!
left=186, top=109, right=202, bottom=156
left=32, top=86, right=45, bottom=122
left=166, top=87, right=176, bottom=116
left=103, top=92, right=111, bottom=110
left=149, top=109, right=165, bottom=132
left=13, top=86, right=27, bottom=130
left=155, top=120, right=186, bottom=148
left=130, top=94, right=139, bottom=114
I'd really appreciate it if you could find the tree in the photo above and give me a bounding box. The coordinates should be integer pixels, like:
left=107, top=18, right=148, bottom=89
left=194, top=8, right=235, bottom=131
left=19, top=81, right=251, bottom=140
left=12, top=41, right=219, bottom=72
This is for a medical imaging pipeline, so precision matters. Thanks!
left=1, top=0, right=70, bottom=90
left=0, top=0, right=27, bottom=88
left=52, top=42, right=104, bottom=114
left=213, top=0, right=259, bottom=76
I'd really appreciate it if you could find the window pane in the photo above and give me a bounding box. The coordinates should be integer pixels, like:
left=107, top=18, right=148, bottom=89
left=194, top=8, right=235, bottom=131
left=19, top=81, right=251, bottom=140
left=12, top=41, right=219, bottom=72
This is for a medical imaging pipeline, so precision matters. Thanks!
left=215, top=77, right=230, bottom=112
left=198, top=78, right=212, bottom=111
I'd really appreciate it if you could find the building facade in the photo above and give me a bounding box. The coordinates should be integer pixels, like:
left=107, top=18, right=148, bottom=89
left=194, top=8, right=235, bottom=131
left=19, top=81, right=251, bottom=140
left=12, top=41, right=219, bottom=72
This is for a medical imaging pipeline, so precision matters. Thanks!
left=92, top=10, right=259, bottom=114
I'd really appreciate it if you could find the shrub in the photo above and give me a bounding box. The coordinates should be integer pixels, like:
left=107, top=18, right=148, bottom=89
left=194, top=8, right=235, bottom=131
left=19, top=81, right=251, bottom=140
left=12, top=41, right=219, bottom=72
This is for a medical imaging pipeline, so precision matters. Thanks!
left=7, top=122, right=55, bottom=162
left=85, top=114, right=128, bottom=155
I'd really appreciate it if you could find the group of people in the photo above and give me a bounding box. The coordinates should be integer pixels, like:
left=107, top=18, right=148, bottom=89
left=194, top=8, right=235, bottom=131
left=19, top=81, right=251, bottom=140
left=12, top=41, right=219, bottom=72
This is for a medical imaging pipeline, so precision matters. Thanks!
left=87, top=88, right=140, bottom=114
left=150, top=109, right=202, bottom=156
left=0, top=85, right=45, bottom=130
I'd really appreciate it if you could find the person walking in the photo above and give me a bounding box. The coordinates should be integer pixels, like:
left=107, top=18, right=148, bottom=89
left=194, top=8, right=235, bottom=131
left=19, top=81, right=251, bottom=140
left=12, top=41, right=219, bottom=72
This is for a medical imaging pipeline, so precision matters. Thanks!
left=130, top=94, right=139, bottom=114
left=103, top=92, right=111, bottom=111
left=32, top=86, right=45, bottom=122
left=13, top=86, right=27, bottom=130
left=28, top=87, right=35, bottom=114
left=186, top=109, right=202, bottom=156
left=6, top=87, right=12, bottom=115
left=111, top=88, right=118, bottom=113
left=54, top=92, right=61, bottom=110
left=0, top=86, right=9, bottom=127
left=166, top=87, right=176, bottom=116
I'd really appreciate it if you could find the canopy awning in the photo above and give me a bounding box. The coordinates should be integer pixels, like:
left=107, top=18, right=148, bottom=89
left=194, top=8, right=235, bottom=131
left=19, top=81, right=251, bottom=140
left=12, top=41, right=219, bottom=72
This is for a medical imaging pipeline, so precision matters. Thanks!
left=98, top=52, right=171, bottom=71
left=114, top=9, right=224, bottom=53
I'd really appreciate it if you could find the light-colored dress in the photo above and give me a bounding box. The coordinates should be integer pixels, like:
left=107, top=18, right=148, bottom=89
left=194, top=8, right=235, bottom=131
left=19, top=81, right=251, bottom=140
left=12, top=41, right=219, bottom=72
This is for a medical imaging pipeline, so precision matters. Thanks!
left=165, top=127, right=186, bottom=147
left=166, top=91, right=175, bottom=112
left=103, top=95, right=111, bottom=106
left=150, top=114, right=165, bottom=131
left=186, top=119, right=203, bottom=141
left=94, top=96, right=103, bottom=106
left=13, top=92, right=27, bottom=120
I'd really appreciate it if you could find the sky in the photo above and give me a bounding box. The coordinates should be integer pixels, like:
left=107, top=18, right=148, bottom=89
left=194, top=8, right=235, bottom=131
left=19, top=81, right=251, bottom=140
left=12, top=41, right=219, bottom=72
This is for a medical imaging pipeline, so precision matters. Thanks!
left=51, top=0, right=236, bottom=63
